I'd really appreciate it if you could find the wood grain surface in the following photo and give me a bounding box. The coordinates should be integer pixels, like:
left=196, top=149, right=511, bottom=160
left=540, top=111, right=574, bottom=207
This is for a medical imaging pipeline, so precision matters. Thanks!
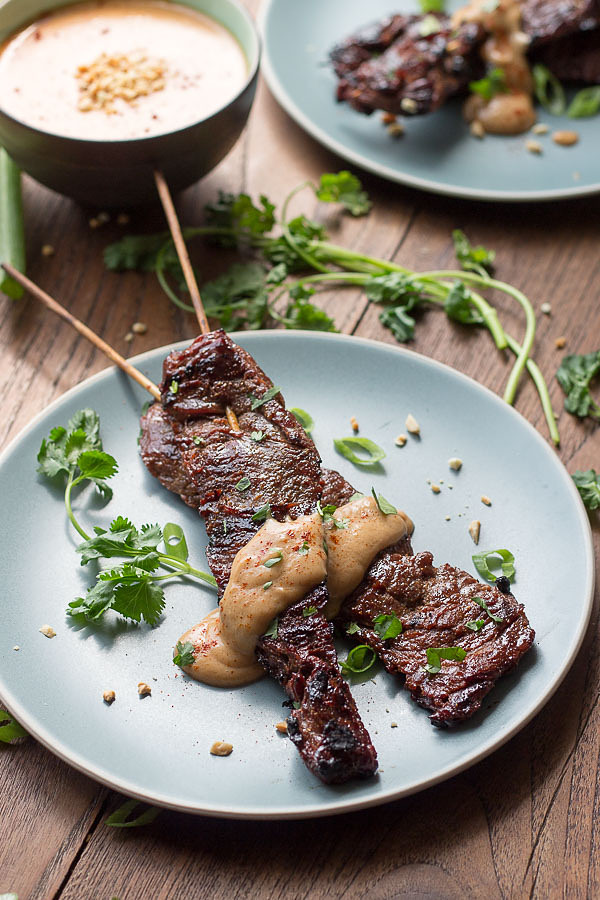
left=1, top=2, right=599, bottom=896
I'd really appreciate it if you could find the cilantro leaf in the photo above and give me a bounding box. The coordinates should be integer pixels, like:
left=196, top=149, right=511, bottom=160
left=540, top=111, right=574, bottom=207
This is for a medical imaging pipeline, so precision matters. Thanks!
left=472, top=548, right=516, bottom=583
left=303, top=606, right=318, bottom=617
left=572, top=469, right=600, bottom=511
left=465, top=619, right=486, bottom=632
left=473, top=595, right=504, bottom=624
left=379, top=304, right=418, bottom=342
left=264, top=617, right=278, bottom=638
left=69, top=565, right=166, bottom=625
left=452, top=230, right=495, bottom=276
left=173, top=640, right=195, bottom=667
left=204, top=191, right=276, bottom=245
left=282, top=295, right=337, bottom=333
left=250, top=386, right=281, bottom=410
left=252, top=503, right=271, bottom=523
left=556, top=351, right=600, bottom=420
left=0, top=708, right=28, bottom=743
left=235, top=476, right=251, bottom=492
left=104, top=233, right=170, bottom=272
left=424, top=646, right=467, bottom=675
left=77, top=450, right=118, bottom=482
left=469, top=67, right=508, bottom=102
left=371, top=488, right=397, bottom=515
left=317, top=500, right=337, bottom=522
left=346, top=622, right=360, bottom=635
left=444, top=280, right=483, bottom=326
left=201, top=262, right=269, bottom=331
left=373, top=613, right=402, bottom=640
left=315, top=171, right=371, bottom=216
left=104, top=799, right=160, bottom=828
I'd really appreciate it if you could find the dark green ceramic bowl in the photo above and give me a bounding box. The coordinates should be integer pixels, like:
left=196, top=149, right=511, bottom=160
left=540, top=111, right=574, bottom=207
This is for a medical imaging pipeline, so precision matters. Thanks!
left=0, top=0, right=260, bottom=207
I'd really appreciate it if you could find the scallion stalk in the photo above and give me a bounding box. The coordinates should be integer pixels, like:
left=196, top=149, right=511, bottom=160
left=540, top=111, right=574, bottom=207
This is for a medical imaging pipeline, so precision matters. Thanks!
left=0, top=148, right=25, bottom=299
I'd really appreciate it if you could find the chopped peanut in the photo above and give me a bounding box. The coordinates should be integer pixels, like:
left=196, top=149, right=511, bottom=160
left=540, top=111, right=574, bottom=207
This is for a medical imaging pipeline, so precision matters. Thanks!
left=525, top=139, right=543, bottom=155
left=39, top=625, right=56, bottom=638
left=470, top=120, right=485, bottom=139
left=405, top=414, right=420, bottom=435
left=448, top=457, right=462, bottom=471
left=555, top=336, right=567, bottom=349
left=431, top=484, right=441, bottom=494
left=137, top=682, right=151, bottom=696
left=132, top=321, right=147, bottom=334
left=552, top=130, right=579, bottom=147
left=275, top=721, right=288, bottom=734
left=210, top=741, right=233, bottom=756
left=103, top=690, right=116, bottom=704
left=481, top=495, right=492, bottom=507
left=395, top=434, right=407, bottom=447
left=41, top=244, right=55, bottom=257
left=532, top=123, right=549, bottom=135
left=350, top=416, right=359, bottom=433
left=540, top=302, right=551, bottom=315
left=469, top=520, right=481, bottom=545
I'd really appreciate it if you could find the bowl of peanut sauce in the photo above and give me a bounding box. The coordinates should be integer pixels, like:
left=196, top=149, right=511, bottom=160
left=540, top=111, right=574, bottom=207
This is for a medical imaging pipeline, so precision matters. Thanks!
left=0, top=0, right=260, bottom=206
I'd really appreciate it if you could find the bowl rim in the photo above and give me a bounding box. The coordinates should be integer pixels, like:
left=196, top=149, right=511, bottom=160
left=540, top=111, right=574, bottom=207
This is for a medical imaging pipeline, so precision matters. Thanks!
left=0, top=0, right=261, bottom=146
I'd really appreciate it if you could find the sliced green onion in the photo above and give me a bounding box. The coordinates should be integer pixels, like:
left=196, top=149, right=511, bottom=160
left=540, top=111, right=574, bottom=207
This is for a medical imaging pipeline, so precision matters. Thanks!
left=340, top=644, right=377, bottom=675
left=567, top=86, right=600, bottom=119
left=290, top=407, right=314, bottom=434
left=472, top=548, right=515, bottom=582
left=371, top=488, right=397, bottom=515
left=334, top=436, right=385, bottom=467
left=0, top=148, right=25, bottom=300
left=532, top=64, right=566, bottom=115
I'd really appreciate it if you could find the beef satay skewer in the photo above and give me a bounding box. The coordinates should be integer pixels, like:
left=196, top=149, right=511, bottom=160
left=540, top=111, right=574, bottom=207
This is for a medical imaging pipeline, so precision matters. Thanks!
left=1, top=263, right=161, bottom=401
left=153, top=169, right=241, bottom=434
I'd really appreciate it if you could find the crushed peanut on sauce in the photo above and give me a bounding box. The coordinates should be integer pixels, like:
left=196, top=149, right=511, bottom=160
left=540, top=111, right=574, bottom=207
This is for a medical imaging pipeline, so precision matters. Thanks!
left=76, top=51, right=167, bottom=114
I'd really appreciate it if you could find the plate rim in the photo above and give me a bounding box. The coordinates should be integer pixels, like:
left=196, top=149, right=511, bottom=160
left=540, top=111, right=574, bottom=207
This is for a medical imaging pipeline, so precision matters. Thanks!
left=258, top=0, right=600, bottom=204
left=0, top=330, right=595, bottom=819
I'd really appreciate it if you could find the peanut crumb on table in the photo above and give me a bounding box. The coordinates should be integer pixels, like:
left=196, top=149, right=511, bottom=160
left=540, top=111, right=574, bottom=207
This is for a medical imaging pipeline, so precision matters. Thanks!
left=555, top=336, right=567, bottom=349
left=39, top=625, right=56, bottom=638
left=210, top=741, right=233, bottom=756
left=137, top=682, right=151, bottom=696
left=103, top=690, right=116, bottom=704
left=405, top=414, right=420, bottom=435
left=469, top=520, right=481, bottom=544
left=395, top=434, right=407, bottom=447
left=481, top=495, right=492, bottom=507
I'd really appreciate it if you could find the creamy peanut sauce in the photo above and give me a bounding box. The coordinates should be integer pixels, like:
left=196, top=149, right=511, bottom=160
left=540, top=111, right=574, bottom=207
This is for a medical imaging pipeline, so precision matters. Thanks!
left=324, top=496, right=413, bottom=618
left=0, top=0, right=248, bottom=141
left=179, top=496, right=413, bottom=688
left=455, top=0, right=536, bottom=135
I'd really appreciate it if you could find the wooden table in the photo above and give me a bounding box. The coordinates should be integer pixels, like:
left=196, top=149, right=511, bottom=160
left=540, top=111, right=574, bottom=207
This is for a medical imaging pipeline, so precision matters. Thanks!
left=1, top=8, right=599, bottom=896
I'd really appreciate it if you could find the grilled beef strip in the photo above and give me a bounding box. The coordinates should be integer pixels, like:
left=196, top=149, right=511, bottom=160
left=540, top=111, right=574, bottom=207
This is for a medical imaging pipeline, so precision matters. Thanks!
left=333, top=16, right=486, bottom=116
left=331, top=1, right=600, bottom=117
left=336, top=550, right=535, bottom=727
left=139, top=330, right=378, bottom=783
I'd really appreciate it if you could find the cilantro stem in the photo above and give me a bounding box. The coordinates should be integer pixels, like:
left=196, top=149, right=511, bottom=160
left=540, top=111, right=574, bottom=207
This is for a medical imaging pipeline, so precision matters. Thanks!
left=504, top=333, right=560, bottom=445
left=281, top=182, right=330, bottom=275
left=64, top=472, right=91, bottom=541
left=157, top=554, right=217, bottom=587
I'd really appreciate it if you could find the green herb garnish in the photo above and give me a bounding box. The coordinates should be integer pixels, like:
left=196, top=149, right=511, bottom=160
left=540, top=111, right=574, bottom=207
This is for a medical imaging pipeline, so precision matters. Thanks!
left=373, top=613, right=402, bottom=640
left=340, top=644, right=377, bottom=675
left=0, top=709, right=27, bottom=744
left=169, top=380, right=178, bottom=395
left=348, top=492, right=364, bottom=503
left=418, top=0, right=445, bottom=10
left=556, top=351, right=600, bottom=420
left=104, top=799, right=159, bottom=828
left=263, top=550, right=283, bottom=568
left=0, top=148, right=26, bottom=300
left=567, top=86, right=600, bottom=119
left=465, top=619, right=486, bottom=632
left=473, top=596, right=504, bottom=623
left=419, top=13, right=441, bottom=35
left=371, top=488, right=397, bottom=515
left=192, top=435, right=203, bottom=446
left=38, top=410, right=216, bottom=626
left=346, top=622, right=360, bottom=635
left=252, top=503, right=271, bottom=523
left=316, top=500, right=337, bottom=521
left=290, top=407, right=314, bottom=434
left=303, top=606, right=318, bottom=617
left=572, top=469, right=600, bottom=511
left=235, top=476, right=251, bottom=491
left=424, top=646, right=467, bottom=674
left=472, top=549, right=515, bottom=583
left=531, top=64, right=566, bottom=115
left=334, top=436, right=386, bottom=467
left=173, top=641, right=195, bottom=667
left=315, top=171, right=371, bottom=216
left=298, top=541, right=310, bottom=555
left=264, top=617, right=278, bottom=638
left=263, top=581, right=273, bottom=590
left=250, top=430, right=264, bottom=442
left=103, top=173, right=558, bottom=444
left=250, top=386, right=280, bottom=410
left=469, top=67, right=508, bottom=102
left=452, top=229, right=495, bottom=276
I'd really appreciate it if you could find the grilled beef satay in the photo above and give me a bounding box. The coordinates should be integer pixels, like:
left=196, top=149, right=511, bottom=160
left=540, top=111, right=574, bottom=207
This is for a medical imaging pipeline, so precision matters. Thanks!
left=140, top=330, right=378, bottom=784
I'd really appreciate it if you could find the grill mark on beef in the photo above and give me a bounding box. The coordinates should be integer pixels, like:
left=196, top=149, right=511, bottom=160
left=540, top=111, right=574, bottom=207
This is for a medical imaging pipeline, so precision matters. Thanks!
left=336, top=550, right=535, bottom=727
left=139, top=330, right=378, bottom=783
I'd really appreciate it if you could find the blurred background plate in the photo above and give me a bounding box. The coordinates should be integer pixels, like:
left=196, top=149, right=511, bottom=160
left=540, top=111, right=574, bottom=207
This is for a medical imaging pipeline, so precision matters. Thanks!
left=260, top=0, right=600, bottom=202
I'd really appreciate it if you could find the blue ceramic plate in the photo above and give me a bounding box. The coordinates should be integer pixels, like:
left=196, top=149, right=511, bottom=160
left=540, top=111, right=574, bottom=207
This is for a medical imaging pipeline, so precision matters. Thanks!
left=0, top=332, right=594, bottom=818
left=260, top=0, right=600, bottom=202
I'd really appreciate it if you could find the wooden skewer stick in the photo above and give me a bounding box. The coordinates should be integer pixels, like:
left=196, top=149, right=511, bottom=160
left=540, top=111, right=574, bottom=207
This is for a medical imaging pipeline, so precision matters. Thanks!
left=1, top=263, right=161, bottom=402
left=153, top=169, right=241, bottom=433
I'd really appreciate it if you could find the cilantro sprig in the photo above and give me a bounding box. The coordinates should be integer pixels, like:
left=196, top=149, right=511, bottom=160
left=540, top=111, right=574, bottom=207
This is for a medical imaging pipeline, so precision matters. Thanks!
left=38, top=410, right=216, bottom=626
left=0, top=709, right=28, bottom=744
left=103, top=174, right=558, bottom=444
left=104, top=799, right=159, bottom=828
left=572, top=470, right=600, bottom=511
left=556, top=351, right=600, bottom=420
